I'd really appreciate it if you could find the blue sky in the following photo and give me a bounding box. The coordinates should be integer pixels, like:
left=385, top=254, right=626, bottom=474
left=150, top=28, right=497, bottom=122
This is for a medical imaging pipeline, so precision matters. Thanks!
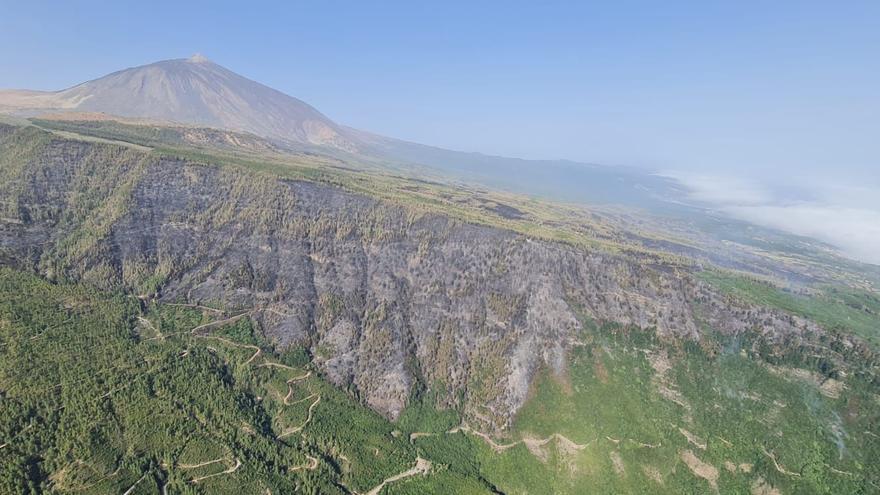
left=1, top=1, right=879, bottom=260
left=0, top=1, right=876, bottom=175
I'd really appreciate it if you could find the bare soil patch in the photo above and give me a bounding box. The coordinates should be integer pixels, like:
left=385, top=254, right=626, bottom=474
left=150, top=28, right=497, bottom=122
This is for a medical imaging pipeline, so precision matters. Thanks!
left=610, top=451, right=625, bottom=475
left=642, top=465, right=663, bottom=484
left=680, top=449, right=718, bottom=489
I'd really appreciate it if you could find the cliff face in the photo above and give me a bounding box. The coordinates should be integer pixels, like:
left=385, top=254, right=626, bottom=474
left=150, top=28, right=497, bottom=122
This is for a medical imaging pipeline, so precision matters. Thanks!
left=0, top=126, right=835, bottom=428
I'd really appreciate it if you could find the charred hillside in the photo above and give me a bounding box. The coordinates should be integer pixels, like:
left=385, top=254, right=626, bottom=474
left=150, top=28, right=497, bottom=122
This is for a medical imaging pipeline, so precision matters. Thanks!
left=0, top=123, right=874, bottom=430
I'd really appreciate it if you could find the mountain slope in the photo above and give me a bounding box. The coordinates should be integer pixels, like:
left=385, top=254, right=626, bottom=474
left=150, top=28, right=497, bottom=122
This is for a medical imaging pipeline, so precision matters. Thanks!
left=1, top=56, right=694, bottom=211
left=0, top=55, right=357, bottom=150
left=2, top=122, right=875, bottom=423
left=1, top=123, right=879, bottom=493
left=351, top=126, right=687, bottom=209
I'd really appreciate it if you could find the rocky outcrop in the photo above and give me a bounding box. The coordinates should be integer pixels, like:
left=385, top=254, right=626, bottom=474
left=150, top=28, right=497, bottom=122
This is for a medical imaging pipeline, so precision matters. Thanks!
left=0, top=126, right=839, bottom=429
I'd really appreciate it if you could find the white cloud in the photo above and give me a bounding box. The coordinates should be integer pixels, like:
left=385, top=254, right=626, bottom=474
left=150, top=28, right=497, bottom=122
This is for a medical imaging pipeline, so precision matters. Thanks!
left=725, top=204, right=880, bottom=265
left=667, top=172, right=880, bottom=265
left=663, top=173, right=773, bottom=206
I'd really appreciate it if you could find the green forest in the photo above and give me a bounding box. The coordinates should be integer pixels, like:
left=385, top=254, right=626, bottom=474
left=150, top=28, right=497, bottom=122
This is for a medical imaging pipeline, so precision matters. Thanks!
left=2, top=267, right=878, bottom=494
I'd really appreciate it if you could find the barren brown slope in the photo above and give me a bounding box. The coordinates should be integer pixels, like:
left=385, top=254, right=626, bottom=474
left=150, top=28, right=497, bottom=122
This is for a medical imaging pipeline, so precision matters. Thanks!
left=0, top=55, right=357, bottom=151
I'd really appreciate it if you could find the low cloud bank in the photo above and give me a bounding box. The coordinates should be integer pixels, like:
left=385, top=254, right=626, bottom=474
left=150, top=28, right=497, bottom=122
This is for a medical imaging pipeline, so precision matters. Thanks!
left=667, top=173, right=880, bottom=265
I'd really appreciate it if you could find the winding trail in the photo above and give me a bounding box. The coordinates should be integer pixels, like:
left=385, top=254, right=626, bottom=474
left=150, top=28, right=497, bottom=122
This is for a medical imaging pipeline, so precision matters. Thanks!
left=74, top=467, right=122, bottom=492
left=128, top=308, right=414, bottom=490
left=190, top=311, right=252, bottom=335
left=190, top=458, right=242, bottom=484
left=163, top=302, right=225, bottom=314
left=121, top=474, right=146, bottom=495
left=0, top=424, right=34, bottom=450
left=446, top=425, right=518, bottom=451
left=143, top=310, right=252, bottom=341
left=523, top=433, right=591, bottom=453
left=282, top=372, right=313, bottom=405
left=166, top=309, right=321, bottom=445
left=289, top=455, right=319, bottom=473
left=446, top=425, right=591, bottom=453
left=257, top=362, right=301, bottom=372
left=179, top=458, right=227, bottom=469
left=195, top=334, right=262, bottom=365
left=265, top=308, right=297, bottom=318
left=363, top=457, right=432, bottom=495
left=825, top=464, right=854, bottom=477
left=278, top=395, right=321, bottom=438
left=762, top=447, right=801, bottom=477
left=286, top=392, right=319, bottom=407
left=184, top=311, right=262, bottom=364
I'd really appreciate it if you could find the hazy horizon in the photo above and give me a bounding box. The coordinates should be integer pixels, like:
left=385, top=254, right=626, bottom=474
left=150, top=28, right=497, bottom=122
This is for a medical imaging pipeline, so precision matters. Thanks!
left=1, top=1, right=877, bottom=263
left=3, top=7, right=880, bottom=494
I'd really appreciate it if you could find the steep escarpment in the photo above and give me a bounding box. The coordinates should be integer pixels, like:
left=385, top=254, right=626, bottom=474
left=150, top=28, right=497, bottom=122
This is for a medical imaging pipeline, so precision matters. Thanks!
left=0, top=125, right=867, bottom=430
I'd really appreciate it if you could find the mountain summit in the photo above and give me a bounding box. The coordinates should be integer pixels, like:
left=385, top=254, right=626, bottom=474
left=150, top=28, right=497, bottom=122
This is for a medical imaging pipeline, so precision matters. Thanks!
left=0, top=56, right=357, bottom=150
left=0, top=55, right=687, bottom=209
left=187, top=52, right=210, bottom=63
